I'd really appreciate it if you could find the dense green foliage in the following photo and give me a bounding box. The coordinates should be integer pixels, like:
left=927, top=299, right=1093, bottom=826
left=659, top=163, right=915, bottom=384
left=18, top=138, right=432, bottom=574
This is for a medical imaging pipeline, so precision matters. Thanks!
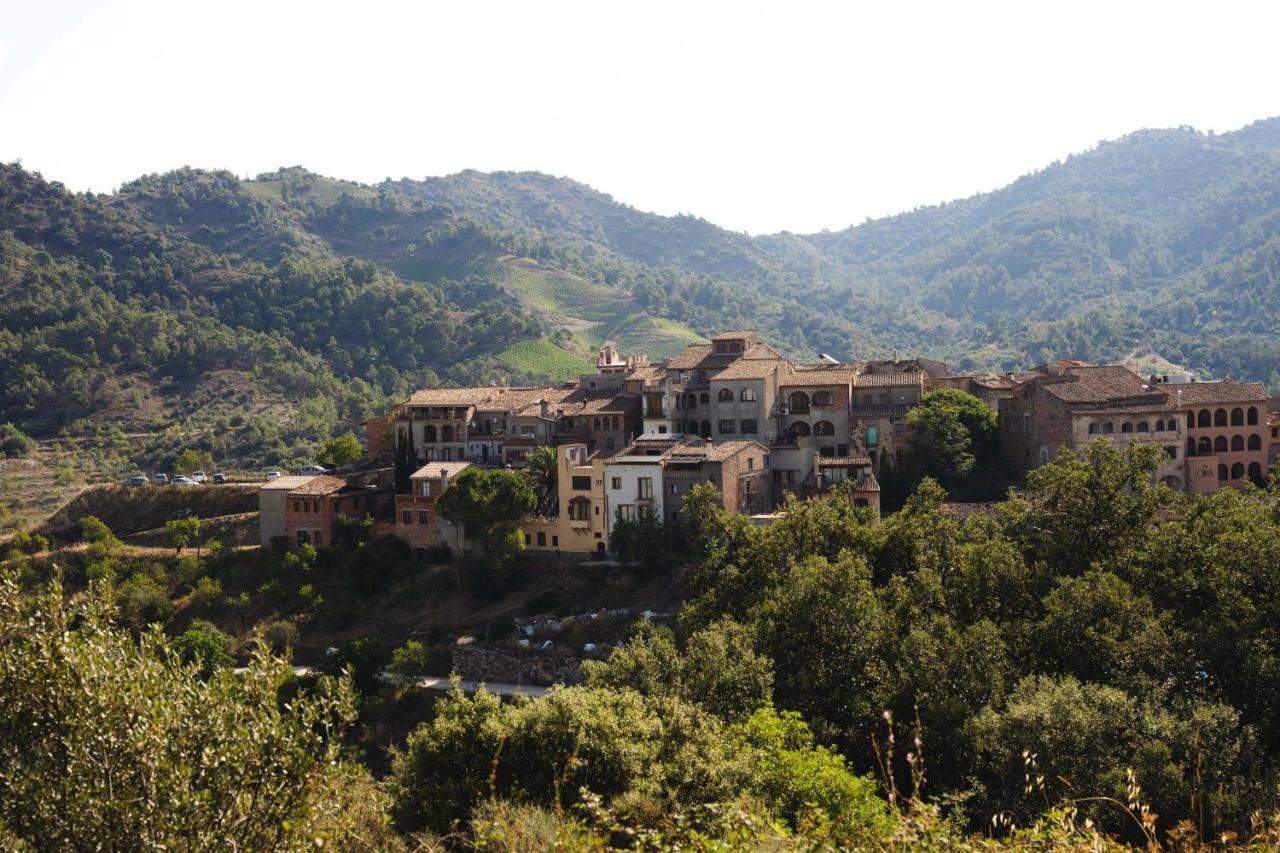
left=676, top=441, right=1280, bottom=840
left=0, top=569, right=391, bottom=850
left=436, top=466, right=537, bottom=566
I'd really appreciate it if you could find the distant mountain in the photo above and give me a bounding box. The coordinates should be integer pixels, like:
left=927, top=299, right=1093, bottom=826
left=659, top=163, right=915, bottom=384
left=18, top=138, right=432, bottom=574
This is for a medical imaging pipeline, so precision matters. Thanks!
left=4, top=118, right=1280, bottom=475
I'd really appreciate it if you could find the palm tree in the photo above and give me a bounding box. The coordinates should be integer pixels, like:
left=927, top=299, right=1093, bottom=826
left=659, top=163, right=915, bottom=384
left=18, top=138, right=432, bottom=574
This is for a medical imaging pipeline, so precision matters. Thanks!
left=524, top=445, right=559, bottom=516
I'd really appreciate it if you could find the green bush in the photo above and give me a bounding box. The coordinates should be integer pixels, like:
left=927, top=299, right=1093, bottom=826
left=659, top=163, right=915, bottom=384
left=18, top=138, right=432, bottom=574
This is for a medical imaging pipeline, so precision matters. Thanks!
left=262, top=620, right=299, bottom=655
left=117, top=572, right=175, bottom=626
left=187, top=576, right=222, bottom=610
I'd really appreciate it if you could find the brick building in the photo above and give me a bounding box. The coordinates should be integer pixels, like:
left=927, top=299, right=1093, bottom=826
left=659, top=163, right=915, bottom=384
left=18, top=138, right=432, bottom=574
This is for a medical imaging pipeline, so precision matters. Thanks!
left=285, top=475, right=393, bottom=550
left=394, top=461, right=471, bottom=554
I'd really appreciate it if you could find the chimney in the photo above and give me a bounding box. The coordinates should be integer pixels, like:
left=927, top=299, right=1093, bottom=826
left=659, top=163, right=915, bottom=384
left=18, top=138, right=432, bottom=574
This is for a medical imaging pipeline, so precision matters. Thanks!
left=539, top=398, right=550, bottom=419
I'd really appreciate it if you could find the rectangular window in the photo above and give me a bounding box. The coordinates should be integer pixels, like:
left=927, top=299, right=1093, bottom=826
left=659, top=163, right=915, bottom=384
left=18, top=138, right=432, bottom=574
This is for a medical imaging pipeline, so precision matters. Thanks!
left=418, top=511, right=430, bottom=525
left=718, top=419, right=735, bottom=435
left=1165, top=446, right=1178, bottom=460
left=572, top=475, right=591, bottom=491
left=671, top=483, right=679, bottom=494
left=313, top=532, right=322, bottom=548
left=772, top=470, right=781, bottom=483
left=747, top=457, right=754, bottom=470
left=524, top=533, right=531, bottom=545
left=569, top=500, right=591, bottom=521
left=638, top=477, right=653, bottom=499
left=611, top=477, right=622, bottom=490
left=536, top=532, right=546, bottom=546
left=618, top=504, right=637, bottom=521
left=740, top=419, right=757, bottom=434
left=785, top=470, right=795, bottom=484
left=606, top=437, right=616, bottom=449
left=402, top=510, right=412, bottom=525
left=552, top=535, right=559, bottom=547
left=520, top=425, right=535, bottom=436
left=421, top=481, right=432, bottom=497
left=658, top=425, right=667, bottom=433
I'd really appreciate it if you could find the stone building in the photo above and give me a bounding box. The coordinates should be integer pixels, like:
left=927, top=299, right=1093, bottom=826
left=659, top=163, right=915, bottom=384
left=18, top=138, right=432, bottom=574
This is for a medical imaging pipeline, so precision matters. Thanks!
left=394, top=461, right=471, bottom=554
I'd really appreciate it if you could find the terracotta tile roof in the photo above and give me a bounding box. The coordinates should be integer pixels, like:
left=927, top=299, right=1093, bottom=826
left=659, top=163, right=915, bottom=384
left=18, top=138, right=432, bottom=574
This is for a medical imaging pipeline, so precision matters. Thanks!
left=410, top=461, right=471, bottom=479
left=712, top=359, right=787, bottom=381
left=818, top=455, right=873, bottom=466
left=1041, top=366, right=1156, bottom=403
left=710, top=330, right=757, bottom=341
left=558, top=388, right=639, bottom=415
left=668, top=439, right=769, bottom=462
left=782, top=368, right=861, bottom=387
left=855, top=372, right=925, bottom=388
left=259, top=475, right=319, bottom=491
left=665, top=344, right=736, bottom=370
left=1165, top=380, right=1269, bottom=406
left=405, top=385, right=569, bottom=412
left=288, top=475, right=348, bottom=496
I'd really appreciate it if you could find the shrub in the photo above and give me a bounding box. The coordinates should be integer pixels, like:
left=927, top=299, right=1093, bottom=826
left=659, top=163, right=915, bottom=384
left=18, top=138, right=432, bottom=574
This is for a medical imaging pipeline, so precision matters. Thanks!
left=117, top=572, right=175, bottom=626
left=173, top=627, right=235, bottom=677
left=388, top=640, right=446, bottom=678
left=187, top=576, right=222, bottom=610
left=263, top=621, right=299, bottom=655
left=0, top=423, right=35, bottom=458
left=0, top=569, right=365, bottom=849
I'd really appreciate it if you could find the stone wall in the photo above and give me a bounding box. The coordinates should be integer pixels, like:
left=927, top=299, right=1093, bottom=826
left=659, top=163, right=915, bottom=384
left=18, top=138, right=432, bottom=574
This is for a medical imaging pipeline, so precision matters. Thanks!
left=452, top=646, right=584, bottom=687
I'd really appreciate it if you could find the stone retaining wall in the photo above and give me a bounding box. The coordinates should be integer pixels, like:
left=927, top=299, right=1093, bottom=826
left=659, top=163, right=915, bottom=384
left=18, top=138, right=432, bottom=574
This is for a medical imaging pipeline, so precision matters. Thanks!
left=452, top=646, right=583, bottom=687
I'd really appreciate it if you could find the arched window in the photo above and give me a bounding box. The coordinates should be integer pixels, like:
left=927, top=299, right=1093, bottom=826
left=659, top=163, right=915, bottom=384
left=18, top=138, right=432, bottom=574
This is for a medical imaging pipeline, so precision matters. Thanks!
left=1136, top=422, right=1149, bottom=433
left=1198, top=437, right=1212, bottom=454
left=813, top=391, right=835, bottom=407
left=687, top=420, right=699, bottom=435
left=700, top=420, right=711, bottom=439
left=1088, top=423, right=1100, bottom=435
left=718, top=388, right=733, bottom=402
left=1186, top=438, right=1196, bottom=457
left=1215, top=409, right=1227, bottom=427
left=790, top=421, right=811, bottom=437
left=700, top=393, right=710, bottom=404
left=686, top=393, right=697, bottom=410
left=1231, top=408, right=1244, bottom=426
left=1218, top=464, right=1228, bottom=482
left=1186, top=412, right=1194, bottom=428
left=441, top=424, right=454, bottom=442
left=423, top=424, right=436, bottom=443
left=1247, top=407, right=1259, bottom=426
left=426, top=447, right=437, bottom=461
left=1155, top=420, right=1165, bottom=432
left=1231, top=435, right=1244, bottom=452
left=1121, top=422, right=1133, bottom=433
left=813, top=420, right=834, bottom=436
left=741, top=387, right=757, bottom=402
left=1214, top=436, right=1228, bottom=453
left=788, top=392, right=810, bottom=414
left=1198, top=410, right=1211, bottom=428
left=1231, top=462, right=1244, bottom=480
left=1248, top=462, right=1264, bottom=484
left=1248, top=434, right=1262, bottom=451
left=1100, top=422, right=1114, bottom=434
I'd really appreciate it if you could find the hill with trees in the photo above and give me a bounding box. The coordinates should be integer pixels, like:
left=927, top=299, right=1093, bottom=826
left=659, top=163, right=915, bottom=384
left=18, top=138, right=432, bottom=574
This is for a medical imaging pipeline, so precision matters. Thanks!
left=4, top=118, right=1280, bottom=484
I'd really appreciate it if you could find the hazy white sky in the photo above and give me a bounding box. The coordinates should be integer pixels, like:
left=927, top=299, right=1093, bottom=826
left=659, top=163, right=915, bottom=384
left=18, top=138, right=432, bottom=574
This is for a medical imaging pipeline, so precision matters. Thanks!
left=3, top=0, right=1278, bottom=234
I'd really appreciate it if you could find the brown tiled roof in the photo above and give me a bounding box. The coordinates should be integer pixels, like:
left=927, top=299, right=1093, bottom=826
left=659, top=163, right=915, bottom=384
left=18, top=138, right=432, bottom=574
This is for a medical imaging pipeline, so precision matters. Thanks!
left=410, top=462, right=471, bottom=479
left=406, top=385, right=568, bottom=412
left=288, top=475, right=348, bottom=496
left=665, top=344, right=736, bottom=370
left=818, top=456, right=873, bottom=466
left=782, top=368, right=861, bottom=387
left=1165, top=381, right=1269, bottom=406
left=554, top=388, right=635, bottom=416
left=712, top=359, right=787, bottom=381
left=1041, top=366, right=1155, bottom=403
left=711, top=330, right=757, bottom=341
left=855, top=372, right=924, bottom=388
left=259, top=475, right=319, bottom=491
left=626, top=364, right=665, bottom=381
left=668, top=439, right=769, bottom=462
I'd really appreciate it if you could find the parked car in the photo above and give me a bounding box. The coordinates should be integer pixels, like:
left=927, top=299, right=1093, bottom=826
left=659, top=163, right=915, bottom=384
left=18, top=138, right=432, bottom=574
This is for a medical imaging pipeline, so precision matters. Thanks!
left=212, top=472, right=226, bottom=484
left=172, top=476, right=198, bottom=487
left=152, top=473, right=168, bottom=485
left=123, top=475, right=148, bottom=487
left=189, top=471, right=208, bottom=484
left=265, top=471, right=282, bottom=481
left=298, top=465, right=329, bottom=475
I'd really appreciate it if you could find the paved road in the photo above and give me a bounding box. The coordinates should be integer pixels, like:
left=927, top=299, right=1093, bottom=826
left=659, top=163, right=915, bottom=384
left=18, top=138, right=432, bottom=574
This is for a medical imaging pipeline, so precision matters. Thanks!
left=232, top=667, right=550, bottom=698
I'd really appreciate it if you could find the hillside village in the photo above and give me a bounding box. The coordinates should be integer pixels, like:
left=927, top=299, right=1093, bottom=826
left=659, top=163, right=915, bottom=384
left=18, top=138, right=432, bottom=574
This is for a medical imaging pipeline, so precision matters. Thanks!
left=260, top=329, right=1280, bottom=558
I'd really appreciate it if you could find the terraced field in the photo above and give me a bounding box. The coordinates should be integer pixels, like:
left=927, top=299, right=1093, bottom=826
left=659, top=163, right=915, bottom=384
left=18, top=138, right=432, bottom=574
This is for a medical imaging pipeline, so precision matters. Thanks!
left=497, top=339, right=594, bottom=380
